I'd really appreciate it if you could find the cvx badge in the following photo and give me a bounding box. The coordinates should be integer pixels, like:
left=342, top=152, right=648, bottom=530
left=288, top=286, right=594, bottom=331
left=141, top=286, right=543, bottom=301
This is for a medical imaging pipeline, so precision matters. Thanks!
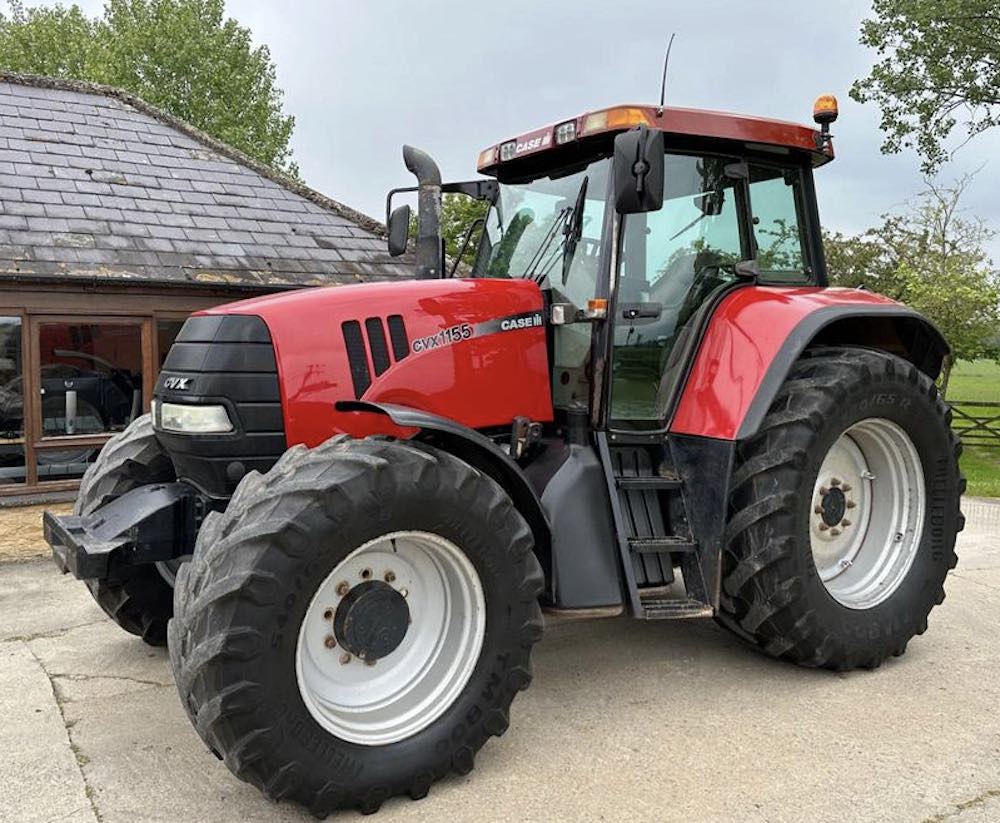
left=164, top=377, right=192, bottom=391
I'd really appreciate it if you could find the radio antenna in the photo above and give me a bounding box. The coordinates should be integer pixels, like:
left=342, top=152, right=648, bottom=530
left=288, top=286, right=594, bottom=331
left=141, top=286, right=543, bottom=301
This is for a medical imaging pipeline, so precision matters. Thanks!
left=657, top=33, right=677, bottom=114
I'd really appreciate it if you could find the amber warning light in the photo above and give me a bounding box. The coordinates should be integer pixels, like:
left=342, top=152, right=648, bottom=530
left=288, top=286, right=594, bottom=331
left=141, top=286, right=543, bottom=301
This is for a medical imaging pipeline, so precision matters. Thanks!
left=812, top=94, right=838, bottom=150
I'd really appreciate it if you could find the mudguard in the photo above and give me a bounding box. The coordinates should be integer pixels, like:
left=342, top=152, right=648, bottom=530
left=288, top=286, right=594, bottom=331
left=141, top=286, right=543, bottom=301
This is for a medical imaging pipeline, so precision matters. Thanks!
left=335, top=400, right=552, bottom=571
left=670, top=286, right=949, bottom=441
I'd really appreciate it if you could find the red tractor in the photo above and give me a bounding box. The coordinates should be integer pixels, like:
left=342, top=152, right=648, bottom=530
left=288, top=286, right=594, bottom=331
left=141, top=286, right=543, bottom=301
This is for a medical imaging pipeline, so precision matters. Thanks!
left=46, top=95, right=963, bottom=815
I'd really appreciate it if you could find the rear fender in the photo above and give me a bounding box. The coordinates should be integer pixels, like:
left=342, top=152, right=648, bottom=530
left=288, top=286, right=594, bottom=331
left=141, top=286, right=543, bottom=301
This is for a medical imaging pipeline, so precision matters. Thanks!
left=670, top=286, right=949, bottom=441
left=335, top=400, right=552, bottom=576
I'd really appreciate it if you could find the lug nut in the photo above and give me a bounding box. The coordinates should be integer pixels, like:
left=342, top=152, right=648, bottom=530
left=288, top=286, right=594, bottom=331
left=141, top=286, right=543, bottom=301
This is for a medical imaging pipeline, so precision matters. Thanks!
left=841, top=519, right=852, bottom=527
left=830, top=528, right=841, bottom=537
left=384, top=570, right=396, bottom=583
left=323, top=608, right=333, bottom=621
left=846, top=500, right=857, bottom=509
left=831, top=477, right=842, bottom=487
left=364, top=657, right=376, bottom=667
left=819, top=486, right=829, bottom=496
left=360, top=568, right=372, bottom=580
left=819, top=523, right=830, bottom=532
left=842, top=484, right=852, bottom=493
left=339, top=653, right=351, bottom=665
left=324, top=635, right=337, bottom=649
left=336, top=581, right=350, bottom=597
left=814, top=506, right=824, bottom=515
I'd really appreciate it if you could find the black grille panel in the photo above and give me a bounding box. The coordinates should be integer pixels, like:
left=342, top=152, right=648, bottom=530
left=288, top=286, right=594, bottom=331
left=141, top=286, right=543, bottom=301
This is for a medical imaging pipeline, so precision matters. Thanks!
left=154, top=314, right=286, bottom=498
left=387, top=314, right=410, bottom=361
left=342, top=320, right=372, bottom=399
left=365, top=317, right=391, bottom=376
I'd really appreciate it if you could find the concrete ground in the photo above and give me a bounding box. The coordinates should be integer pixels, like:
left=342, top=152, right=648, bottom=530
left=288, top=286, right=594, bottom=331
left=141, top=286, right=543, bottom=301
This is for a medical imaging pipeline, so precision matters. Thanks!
left=2, top=500, right=999, bottom=823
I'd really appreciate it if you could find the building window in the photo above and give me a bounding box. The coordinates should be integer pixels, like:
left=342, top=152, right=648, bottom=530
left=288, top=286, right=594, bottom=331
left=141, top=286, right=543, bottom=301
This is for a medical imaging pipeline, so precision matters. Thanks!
left=0, top=316, right=25, bottom=486
left=157, top=319, right=186, bottom=368
left=38, top=322, right=144, bottom=438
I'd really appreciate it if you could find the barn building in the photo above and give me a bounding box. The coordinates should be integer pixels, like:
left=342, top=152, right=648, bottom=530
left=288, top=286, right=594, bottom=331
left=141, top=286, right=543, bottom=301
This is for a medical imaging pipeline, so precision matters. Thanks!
left=0, top=73, right=408, bottom=500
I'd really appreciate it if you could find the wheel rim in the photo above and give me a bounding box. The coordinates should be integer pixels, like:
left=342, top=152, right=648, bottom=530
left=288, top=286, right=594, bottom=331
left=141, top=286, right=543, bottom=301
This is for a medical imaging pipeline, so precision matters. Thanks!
left=155, top=559, right=183, bottom=587
left=295, top=531, right=486, bottom=746
left=810, top=418, right=925, bottom=610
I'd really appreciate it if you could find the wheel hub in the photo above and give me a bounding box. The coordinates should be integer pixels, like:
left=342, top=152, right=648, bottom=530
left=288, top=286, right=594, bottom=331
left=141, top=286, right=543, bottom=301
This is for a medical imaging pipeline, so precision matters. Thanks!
left=333, top=580, right=410, bottom=663
left=819, top=485, right=848, bottom=527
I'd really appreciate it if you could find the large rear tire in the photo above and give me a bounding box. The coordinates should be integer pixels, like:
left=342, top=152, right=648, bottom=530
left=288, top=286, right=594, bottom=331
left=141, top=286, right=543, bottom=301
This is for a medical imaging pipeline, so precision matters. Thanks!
left=75, top=414, right=176, bottom=646
left=718, top=347, right=964, bottom=671
left=168, top=436, right=544, bottom=815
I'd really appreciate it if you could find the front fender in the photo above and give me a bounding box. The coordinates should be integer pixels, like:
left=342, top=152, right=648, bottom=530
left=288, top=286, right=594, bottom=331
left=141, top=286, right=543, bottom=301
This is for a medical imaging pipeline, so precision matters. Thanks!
left=335, top=400, right=552, bottom=566
left=669, top=286, right=949, bottom=441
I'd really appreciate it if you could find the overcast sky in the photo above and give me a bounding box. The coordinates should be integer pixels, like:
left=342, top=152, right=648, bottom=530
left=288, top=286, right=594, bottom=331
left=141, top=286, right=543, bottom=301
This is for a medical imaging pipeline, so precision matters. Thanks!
left=42, top=0, right=1000, bottom=257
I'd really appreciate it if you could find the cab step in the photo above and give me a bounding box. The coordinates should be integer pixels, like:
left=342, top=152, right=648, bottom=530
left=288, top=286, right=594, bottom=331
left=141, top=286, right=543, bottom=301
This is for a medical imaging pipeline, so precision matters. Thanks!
left=628, top=536, right=697, bottom=553
left=640, top=597, right=714, bottom=619
left=615, top=474, right=682, bottom=490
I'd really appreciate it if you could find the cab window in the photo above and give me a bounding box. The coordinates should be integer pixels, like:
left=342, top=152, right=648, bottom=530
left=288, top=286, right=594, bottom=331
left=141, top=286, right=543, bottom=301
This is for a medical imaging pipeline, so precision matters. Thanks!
left=747, top=164, right=811, bottom=283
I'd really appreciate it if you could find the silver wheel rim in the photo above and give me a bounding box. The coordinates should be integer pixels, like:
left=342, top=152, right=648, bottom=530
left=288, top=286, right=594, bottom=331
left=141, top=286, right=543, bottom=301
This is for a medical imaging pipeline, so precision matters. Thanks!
left=810, top=417, right=925, bottom=610
left=295, top=531, right=486, bottom=746
left=155, top=559, right=183, bottom=587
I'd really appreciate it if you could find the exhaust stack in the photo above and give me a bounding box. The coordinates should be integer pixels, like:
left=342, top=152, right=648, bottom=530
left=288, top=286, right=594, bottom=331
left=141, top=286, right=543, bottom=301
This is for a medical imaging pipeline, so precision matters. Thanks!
left=402, top=145, right=443, bottom=279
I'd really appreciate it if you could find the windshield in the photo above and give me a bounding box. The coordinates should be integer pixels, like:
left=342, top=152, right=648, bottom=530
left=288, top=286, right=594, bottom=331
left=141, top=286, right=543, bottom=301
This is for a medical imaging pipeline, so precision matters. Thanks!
left=477, top=158, right=609, bottom=309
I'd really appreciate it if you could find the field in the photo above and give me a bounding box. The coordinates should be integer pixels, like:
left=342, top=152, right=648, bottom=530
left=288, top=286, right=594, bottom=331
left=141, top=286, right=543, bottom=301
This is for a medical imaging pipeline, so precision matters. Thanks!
left=947, top=359, right=1000, bottom=498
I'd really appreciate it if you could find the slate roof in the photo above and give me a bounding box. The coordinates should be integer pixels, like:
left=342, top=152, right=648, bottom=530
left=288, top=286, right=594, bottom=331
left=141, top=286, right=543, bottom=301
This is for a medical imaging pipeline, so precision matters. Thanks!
left=0, top=72, right=413, bottom=289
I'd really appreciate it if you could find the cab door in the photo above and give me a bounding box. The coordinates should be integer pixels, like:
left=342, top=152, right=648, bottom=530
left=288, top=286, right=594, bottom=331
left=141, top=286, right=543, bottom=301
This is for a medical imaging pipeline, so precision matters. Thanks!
left=607, top=153, right=817, bottom=430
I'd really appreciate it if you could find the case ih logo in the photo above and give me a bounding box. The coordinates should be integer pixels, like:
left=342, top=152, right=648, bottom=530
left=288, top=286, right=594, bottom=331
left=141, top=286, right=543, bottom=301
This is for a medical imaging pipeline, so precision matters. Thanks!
left=164, top=377, right=192, bottom=390
left=515, top=134, right=551, bottom=155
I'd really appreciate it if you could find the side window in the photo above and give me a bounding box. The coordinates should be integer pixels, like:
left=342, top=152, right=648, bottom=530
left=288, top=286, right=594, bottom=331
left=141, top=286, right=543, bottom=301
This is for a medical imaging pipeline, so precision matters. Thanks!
left=748, top=165, right=810, bottom=282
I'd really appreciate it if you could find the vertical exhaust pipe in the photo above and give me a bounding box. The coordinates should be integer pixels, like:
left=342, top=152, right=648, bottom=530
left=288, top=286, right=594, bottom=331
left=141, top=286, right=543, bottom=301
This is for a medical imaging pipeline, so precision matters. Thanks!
left=402, top=145, right=443, bottom=279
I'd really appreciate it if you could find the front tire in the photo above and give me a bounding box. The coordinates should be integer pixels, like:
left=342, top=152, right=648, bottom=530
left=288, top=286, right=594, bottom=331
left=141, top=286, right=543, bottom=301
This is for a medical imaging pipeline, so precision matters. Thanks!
left=718, top=347, right=964, bottom=671
left=75, top=414, right=176, bottom=646
left=168, top=436, right=543, bottom=815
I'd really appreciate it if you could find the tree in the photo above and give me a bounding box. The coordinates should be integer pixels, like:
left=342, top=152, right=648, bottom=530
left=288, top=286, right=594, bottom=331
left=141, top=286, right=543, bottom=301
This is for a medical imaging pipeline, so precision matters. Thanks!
left=850, top=0, right=1000, bottom=173
left=0, top=0, right=296, bottom=174
left=824, top=175, right=1000, bottom=393
left=409, top=194, right=489, bottom=271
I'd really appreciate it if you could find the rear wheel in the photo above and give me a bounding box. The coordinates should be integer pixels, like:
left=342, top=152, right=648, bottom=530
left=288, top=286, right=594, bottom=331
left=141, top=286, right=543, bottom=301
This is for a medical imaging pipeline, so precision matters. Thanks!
left=718, top=347, right=963, bottom=671
left=75, top=414, right=176, bottom=646
left=168, top=436, right=543, bottom=815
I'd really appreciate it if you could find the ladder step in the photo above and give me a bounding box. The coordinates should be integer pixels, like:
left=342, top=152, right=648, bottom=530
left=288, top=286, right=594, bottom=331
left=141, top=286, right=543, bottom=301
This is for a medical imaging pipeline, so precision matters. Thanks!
left=615, top=474, right=681, bottom=490
left=628, top=536, right=697, bottom=554
left=640, top=598, right=714, bottom=619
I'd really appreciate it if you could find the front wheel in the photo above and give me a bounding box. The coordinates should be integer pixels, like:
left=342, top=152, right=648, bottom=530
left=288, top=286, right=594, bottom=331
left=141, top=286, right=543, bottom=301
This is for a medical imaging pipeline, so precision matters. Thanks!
left=168, top=436, right=543, bottom=815
left=718, top=347, right=964, bottom=671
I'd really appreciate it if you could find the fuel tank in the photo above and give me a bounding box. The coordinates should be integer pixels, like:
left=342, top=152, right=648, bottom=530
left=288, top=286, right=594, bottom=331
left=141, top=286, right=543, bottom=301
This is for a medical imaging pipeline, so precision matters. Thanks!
left=195, top=278, right=553, bottom=448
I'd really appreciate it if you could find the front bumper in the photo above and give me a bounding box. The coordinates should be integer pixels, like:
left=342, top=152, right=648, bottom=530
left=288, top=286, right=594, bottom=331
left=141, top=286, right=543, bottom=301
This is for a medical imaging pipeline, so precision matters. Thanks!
left=45, top=482, right=202, bottom=579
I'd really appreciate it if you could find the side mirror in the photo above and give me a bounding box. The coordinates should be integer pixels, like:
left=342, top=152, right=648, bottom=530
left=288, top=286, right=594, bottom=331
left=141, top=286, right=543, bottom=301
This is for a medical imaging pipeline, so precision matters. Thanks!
left=612, top=124, right=664, bottom=214
left=387, top=204, right=411, bottom=257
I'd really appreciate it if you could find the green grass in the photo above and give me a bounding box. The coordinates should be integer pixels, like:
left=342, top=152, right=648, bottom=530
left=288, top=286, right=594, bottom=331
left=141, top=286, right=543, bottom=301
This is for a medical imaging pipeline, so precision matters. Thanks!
left=947, top=359, right=1000, bottom=403
left=947, top=360, right=1000, bottom=498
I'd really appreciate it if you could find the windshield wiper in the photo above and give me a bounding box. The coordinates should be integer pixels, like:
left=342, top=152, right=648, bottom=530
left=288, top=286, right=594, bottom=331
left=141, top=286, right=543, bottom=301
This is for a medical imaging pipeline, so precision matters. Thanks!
left=561, top=176, right=589, bottom=284
left=523, top=205, right=573, bottom=284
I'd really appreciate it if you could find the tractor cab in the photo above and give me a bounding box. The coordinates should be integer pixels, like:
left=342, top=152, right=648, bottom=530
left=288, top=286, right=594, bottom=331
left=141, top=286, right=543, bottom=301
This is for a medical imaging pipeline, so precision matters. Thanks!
left=387, top=101, right=835, bottom=432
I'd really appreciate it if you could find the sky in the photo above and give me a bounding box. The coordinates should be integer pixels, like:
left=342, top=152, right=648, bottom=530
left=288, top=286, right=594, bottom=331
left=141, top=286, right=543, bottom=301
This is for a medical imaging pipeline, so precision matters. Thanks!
left=35, top=0, right=1000, bottom=258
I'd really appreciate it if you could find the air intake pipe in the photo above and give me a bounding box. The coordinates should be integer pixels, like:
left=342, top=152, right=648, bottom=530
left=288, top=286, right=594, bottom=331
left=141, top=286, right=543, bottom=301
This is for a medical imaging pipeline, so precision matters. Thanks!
left=402, top=145, right=443, bottom=279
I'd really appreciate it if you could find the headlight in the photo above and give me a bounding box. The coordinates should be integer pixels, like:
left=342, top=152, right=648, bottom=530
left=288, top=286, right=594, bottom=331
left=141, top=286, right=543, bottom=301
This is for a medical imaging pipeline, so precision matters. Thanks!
left=159, top=402, right=234, bottom=434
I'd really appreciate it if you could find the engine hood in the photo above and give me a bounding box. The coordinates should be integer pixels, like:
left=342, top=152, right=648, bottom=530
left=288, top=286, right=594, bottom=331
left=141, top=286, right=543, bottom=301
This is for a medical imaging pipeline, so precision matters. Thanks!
left=196, top=278, right=554, bottom=446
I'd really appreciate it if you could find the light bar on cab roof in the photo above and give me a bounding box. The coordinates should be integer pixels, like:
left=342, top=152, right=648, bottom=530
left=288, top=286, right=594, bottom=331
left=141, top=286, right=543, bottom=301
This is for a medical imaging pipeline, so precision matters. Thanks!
left=476, top=105, right=658, bottom=172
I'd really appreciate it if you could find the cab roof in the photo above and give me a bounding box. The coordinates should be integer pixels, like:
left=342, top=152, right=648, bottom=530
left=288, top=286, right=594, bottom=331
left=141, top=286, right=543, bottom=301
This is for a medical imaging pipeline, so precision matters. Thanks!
left=477, top=103, right=834, bottom=177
